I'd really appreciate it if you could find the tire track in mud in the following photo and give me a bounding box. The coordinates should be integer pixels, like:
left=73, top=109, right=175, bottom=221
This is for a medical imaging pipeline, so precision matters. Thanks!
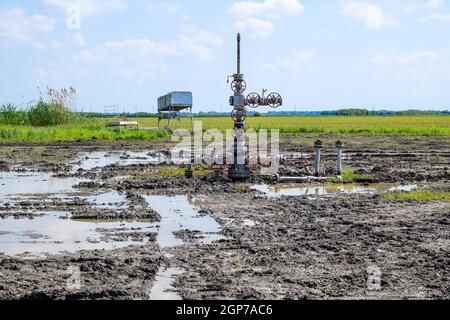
left=144, top=195, right=225, bottom=300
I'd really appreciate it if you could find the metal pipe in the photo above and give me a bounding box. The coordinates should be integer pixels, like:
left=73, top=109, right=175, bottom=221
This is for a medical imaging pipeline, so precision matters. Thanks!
left=314, top=140, right=323, bottom=177
left=278, top=176, right=328, bottom=182
left=185, top=163, right=193, bottom=179
left=237, top=33, right=241, bottom=74
left=336, top=140, right=344, bottom=175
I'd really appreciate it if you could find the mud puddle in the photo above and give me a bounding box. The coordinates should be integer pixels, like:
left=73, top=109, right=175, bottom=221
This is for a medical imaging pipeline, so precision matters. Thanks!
left=144, top=195, right=225, bottom=299
left=148, top=267, right=184, bottom=300
left=0, top=213, right=157, bottom=257
left=82, top=190, right=128, bottom=209
left=144, top=195, right=224, bottom=248
left=72, top=151, right=166, bottom=172
left=0, top=172, right=86, bottom=199
left=251, top=183, right=418, bottom=198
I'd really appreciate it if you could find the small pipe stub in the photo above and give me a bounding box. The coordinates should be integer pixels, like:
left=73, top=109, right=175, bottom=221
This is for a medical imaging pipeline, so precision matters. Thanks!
left=336, top=140, right=344, bottom=149
left=314, top=140, right=323, bottom=177
left=185, top=164, right=193, bottom=179
left=314, top=140, right=324, bottom=149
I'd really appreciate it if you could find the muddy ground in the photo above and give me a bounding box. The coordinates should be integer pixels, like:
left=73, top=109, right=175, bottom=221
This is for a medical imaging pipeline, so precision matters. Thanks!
left=0, top=134, right=448, bottom=300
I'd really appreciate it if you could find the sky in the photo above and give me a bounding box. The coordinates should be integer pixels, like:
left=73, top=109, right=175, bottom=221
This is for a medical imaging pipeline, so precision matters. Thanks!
left=0, top=0, right=449, bottom=112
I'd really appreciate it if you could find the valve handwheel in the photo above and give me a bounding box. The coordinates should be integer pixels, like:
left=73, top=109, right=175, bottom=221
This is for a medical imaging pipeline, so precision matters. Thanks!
left=231, top=107, right=247, bottom=122
left=231, top=80, right=247, bottom=94
left=246, top=92, right=261, bottom=108
left=266, top=92, right=282, bottom=108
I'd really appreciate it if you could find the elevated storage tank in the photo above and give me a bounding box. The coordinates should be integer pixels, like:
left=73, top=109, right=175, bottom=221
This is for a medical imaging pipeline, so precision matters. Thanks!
left=157, top=91, right=193, bottom=131
left=158, top=92, right=193, bottom=112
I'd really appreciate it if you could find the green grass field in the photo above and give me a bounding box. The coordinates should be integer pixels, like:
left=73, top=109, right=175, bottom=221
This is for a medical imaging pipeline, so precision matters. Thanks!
left=139, top=115, right=450, bottom=135
left=382, top=191, right=450, bottom=203
left=0, top=123, right=169, bottom=142
left=0, top=115, right=449, bottom=142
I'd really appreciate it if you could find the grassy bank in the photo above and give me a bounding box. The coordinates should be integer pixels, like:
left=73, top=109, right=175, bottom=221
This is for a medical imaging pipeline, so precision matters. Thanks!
left=328, top=169, right=375, bottom=183
left=0, top=94, right=170, bottom=142
left=0, top=123, right=169, bottom=142
left=382, top=191, right=450, bottom=202
left=131, top=115, right=450, bottom=136
left=0, top=115, right=449, bottom=142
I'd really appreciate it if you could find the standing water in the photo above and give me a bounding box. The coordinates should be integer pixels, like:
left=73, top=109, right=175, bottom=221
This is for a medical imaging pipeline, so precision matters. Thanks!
left=251, top=183, right=418, bottom=198
left=144, top=195, right=224, bottom=248
left=0, top=213, right=156, bottom=257
left=144, top=195, right=224, bottom=300
left=0, top=172, right=85, bottom=199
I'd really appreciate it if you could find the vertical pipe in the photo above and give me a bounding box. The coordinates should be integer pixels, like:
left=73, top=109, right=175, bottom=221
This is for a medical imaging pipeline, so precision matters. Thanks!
left=336, top=140, right=344, bottom=176
left=185, top=163, right=193, bottom=179
left=157, top=112, right=160, bottom=129
left=237, top=33, right=241, bottom=74
left=234, top=137, right=238, bottom=165
left=168, top=107, right=172, bottom=131
left=314, top=140, right=323, bottom=177
left=190, top=106, right=193, bottom=133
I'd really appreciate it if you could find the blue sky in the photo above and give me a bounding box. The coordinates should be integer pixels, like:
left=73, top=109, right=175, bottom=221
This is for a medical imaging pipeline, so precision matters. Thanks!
left=0, top=0, right=449, bottom=112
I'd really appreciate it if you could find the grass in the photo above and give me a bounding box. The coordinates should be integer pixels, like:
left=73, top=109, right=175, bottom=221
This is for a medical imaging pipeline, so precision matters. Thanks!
left=382, top=191, right=450, bottom=202
left=138, top=115, right=450, bottom=136
left=158, top=165, right=213, bottom=177
left=1, top=114, right=449, bottom=142
left=329, top=169, right=375, bottom=183
left=126, top=165, right=213, bottom=181
left=1, top=88, right=85, bottom=127
left=0, top=89, right=173, bottom=142
left=0, top=123, right=169, bottom=142
left=31, top=147, right=44, bottom=161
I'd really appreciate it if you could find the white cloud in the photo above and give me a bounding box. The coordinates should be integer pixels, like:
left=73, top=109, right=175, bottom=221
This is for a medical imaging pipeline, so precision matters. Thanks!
left=403, top=0, right=444, bottom=13
left=77, top=38, right=180, bottom=64
left=372, top=51, right=439, bottom=64
left=31, top=33, right=83, bottom=51
left=42, top=0, right=126, bottom=15
left=229, top=0, right=304, bottom=36
left=179, top=29, right=223, bottom=60
left=102, top=39, right=178, bottom=56
left=33, top=42, right=48, bottom=51
left=76, top=29, right=222, bottom=68
left=144, top=1, right=191, bottom=21
left=229, top=0, right=304, bottom=19
left=181, top=14, right=192, bottom=21
left=144, top=1, right=179, bottom=13
left=340, top=1, right=398, bottom=30
left=32, top=39, right=63, bottom=51
left=0, top=8, right=55, bottom=42
left=111, top=63, right=167, bottom=80
left=71, top=32, right=85, bottom=46
left=50, top=40, right=63, bottom=48
left=235, top=18, right=274, bottom=36
left=425, top=0, right=444, bottom=9
left=419, top=13, right=450, bottom=22
left=33, top=63, right=64, bottom=80
left=263, top=50, right=314, bottom=71
left=72, top=38, right=177, bottom=83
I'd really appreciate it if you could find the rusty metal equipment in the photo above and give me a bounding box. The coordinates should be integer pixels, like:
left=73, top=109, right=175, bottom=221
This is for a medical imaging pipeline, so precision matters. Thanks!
left=227, top=33, right=283, bottom=180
